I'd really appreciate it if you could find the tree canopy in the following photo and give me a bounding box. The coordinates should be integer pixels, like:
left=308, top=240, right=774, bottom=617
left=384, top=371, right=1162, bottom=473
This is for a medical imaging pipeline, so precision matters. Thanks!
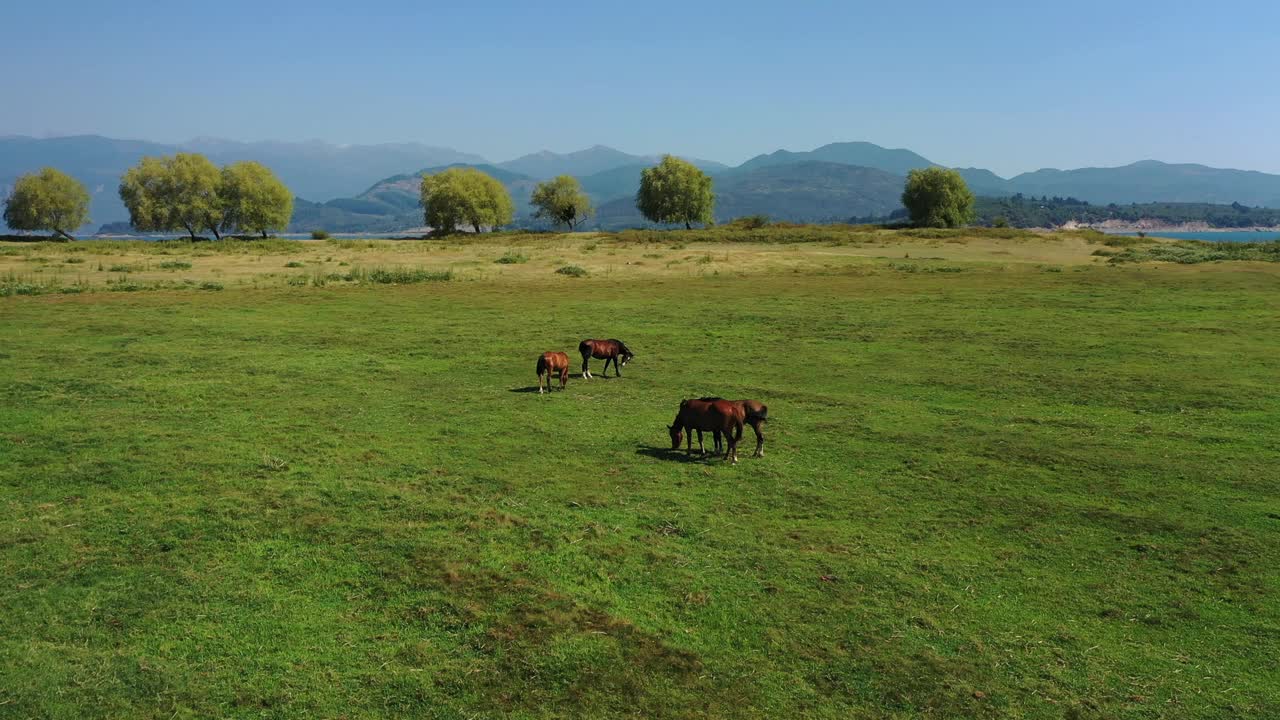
left=119, top=154, right=293, bottom=239
left=3, top=167, right=90, bottom=241
left=220, top=161, right=294, bottom=237
left=420, top=168, right=514, bottom=234
left=636, top=155, right=715, bottom=229
left=530, top=175, right=594, bottom=230
left=901, top=167, right=975, bottom=228
left=120, top=153, right=224, bottom=239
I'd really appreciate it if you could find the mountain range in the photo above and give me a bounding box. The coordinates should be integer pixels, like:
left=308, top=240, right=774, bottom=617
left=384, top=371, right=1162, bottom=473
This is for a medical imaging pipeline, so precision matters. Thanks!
left=5, top=135, right=1280, bottom=232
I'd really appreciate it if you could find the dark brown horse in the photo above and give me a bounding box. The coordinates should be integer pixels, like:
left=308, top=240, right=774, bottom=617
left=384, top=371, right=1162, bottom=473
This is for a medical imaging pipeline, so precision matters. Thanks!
left=699, top=398, right=768, bottom=457
left=668, top=398, right=745, bottom=464
left=536, top=351, right=570, bottom=394
left=579, top=339, right=634, bottom=379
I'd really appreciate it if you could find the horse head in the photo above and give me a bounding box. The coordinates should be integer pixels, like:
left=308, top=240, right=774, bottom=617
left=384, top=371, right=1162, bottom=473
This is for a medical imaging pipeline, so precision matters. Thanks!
left=668, top=424, right=683, bottom=449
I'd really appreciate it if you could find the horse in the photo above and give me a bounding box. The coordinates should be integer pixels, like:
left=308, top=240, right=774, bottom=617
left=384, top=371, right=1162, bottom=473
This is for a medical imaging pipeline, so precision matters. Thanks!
left=579, top=339, right=634, bottom=379
left=668, top=398, right=745, bottom=464
left=698, top=397, right=768, bottom=457
left=536, top=351, right=570, bottom=394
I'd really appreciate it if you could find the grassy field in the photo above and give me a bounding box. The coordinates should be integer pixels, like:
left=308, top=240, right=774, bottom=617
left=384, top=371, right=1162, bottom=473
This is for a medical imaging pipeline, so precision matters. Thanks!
left=2, top=227, right=1131, bottom=296
left=2, top=230, right=1278, bottom=718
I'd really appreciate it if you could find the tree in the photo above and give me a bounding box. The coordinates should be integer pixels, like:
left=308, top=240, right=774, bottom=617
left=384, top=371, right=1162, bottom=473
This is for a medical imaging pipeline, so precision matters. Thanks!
left=3, top=168, right=90, bottom=241
left=901, top=167, right=975, bottom=228
left=530, top=175, right=594, bottom=230
left=420, top=167, right=514, bottom=234
left=119, top=153, right=223, bottom=240
left=220, top=161, right=294, bottom=237
left=636, top=155, right=715, bottom=229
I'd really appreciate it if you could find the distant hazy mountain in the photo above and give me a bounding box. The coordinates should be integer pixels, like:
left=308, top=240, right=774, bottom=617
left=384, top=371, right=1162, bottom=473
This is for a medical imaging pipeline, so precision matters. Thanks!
left=498, top=145, right=727, bottom=180
left=288, top=163, right=541, bottom=233
left=577, top=164, right=648, bottom=203
left=736, top=141, right=934, bottom=176
left=9, top=134, right=1280, bottom=235
left=1007, top=160, right=1280, bottom=207
left=0, top=135, right=486, bottom=230
left=181, top=138, right=487, bottom=201
left=595, top=161, right=905, bottom=228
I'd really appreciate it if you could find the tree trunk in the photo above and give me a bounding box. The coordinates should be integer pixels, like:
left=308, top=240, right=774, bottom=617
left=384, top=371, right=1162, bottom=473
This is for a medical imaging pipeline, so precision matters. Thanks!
left=473, top=223, right=481, bottom=234
left=54, top=228, right=75, bottom=242
left=261, top=230, right=268, bottom=239
left=685, top=221, right=692, bottom=230
left=184, top=223, right=197, bottom=240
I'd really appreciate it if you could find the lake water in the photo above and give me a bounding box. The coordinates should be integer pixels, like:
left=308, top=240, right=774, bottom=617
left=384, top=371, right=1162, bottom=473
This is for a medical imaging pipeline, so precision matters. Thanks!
left=1114, top=230, right=1280, bottom=243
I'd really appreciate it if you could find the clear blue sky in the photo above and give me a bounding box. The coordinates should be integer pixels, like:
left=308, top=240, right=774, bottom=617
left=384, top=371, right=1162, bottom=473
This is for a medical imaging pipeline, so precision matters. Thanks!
left=3, top=0, right=1277, bottom=177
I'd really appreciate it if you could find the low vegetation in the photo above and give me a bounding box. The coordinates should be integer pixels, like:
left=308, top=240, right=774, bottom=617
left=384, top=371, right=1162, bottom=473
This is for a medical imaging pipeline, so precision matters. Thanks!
left=1107, top=238, right=1280, bottom=264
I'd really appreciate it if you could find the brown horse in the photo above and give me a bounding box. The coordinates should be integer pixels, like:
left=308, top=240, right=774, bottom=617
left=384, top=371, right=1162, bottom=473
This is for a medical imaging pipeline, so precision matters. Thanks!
left=536, top=351, right=570, bottom=394
left=699, top=398, right=768, bottom=457
left=668, top=398, right=745, bottom=464
left=579, top=339, right=634, bottom=379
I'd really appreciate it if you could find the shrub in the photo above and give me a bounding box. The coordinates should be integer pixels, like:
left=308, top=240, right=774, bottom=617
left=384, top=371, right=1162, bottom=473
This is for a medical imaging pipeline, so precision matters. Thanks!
left=158, top=260, right=192, bottom=270
left=357, top=267, right=452, bottom=284
left=199, top=281, right=224, bottom=291
left=728, top=214, right=771, bottom=230
left=285, top=261, right=305, bottom=268
left=494, top=250, right=528, bottom=264
left=555, top=265, right=588, bottom=277
left=311, top=230, right=331, bottom=240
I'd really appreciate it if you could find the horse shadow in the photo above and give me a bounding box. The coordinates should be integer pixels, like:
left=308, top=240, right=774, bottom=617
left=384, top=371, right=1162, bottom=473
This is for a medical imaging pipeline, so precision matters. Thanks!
left=509, top=386, right=546, bottom=393
left=634, top=446, right=722, bottom=464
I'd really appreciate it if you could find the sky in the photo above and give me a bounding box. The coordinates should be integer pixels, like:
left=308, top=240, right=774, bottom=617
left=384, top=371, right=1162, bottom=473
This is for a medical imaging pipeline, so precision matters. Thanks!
left=2, top=0, right=1278, bottom=177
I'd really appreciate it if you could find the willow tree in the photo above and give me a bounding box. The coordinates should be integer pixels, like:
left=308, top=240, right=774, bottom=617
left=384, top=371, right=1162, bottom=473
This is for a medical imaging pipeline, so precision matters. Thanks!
left=420, top=167, right=513, bottom=234
left=901, top=167, right=975, bottom=228
left=636, top=155, right=715, bottom=229
left=530, top=175, right=594, bottom=231
left=3, top=168, right=90, bottom=241
left=119, top=153, right=224, bottom=239
left=220, top=161, right=293, bottom=237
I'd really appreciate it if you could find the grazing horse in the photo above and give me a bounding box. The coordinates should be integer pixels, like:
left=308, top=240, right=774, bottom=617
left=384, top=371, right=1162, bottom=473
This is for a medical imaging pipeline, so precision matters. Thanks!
left=536, top=351, right=570, bottom=394
left=668, top=398, right=745, bottom=464
left=699, top=398, right=769, bottom=457
left=579, top=339, right=634, bottom=379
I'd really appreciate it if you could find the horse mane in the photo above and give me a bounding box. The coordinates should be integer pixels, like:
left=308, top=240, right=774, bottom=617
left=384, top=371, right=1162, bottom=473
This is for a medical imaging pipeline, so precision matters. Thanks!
left=697, top=396, right=724, bottom=402
left=612, top=339, right=633, bottom=357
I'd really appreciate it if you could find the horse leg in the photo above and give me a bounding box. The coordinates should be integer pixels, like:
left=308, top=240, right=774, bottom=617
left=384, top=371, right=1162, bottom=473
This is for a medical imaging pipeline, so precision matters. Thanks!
left=685, top=425, right=694, bottom=454
left=602, top=357, right=612, bottom=377
left=581, top=355, right=590, bottom=379
left=712, top=430, right=722, bottom=454
left=697, top=430, right=706, bottom=455
left=615, top=355, right=622, bottom=377
left=727, top=423, right=741, bottom=464
left=538, top=371, right=545, bottom=395
left=753, top=421, right=764, bottom=457
left=560, top=369, right=568, bottom=391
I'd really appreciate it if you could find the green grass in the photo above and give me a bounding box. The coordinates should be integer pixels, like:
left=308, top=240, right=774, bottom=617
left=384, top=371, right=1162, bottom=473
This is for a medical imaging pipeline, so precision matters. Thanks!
left=1, top=262, right=1278, bottom=718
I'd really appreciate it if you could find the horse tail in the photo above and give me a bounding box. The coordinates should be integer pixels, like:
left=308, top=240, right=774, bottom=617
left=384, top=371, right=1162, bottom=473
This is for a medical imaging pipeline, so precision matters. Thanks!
left=536, top=355, right=548, bottom=377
